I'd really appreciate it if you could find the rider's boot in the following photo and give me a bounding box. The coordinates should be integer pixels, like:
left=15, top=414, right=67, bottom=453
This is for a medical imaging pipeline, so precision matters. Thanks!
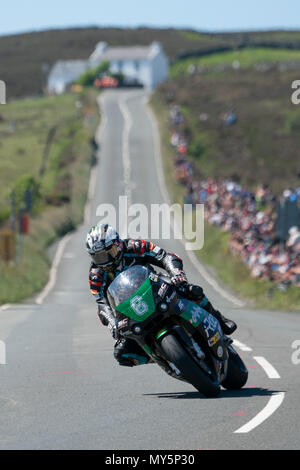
left=114, top=338, right=151, bottom=367
left=187, top=285, right=237, bottom=335
left=206, top=303, right=237, bottom=336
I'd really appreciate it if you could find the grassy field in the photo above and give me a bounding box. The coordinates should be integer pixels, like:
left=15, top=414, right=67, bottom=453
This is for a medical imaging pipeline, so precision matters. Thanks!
left=152, top=58, right=300, bottom=310
left=0, top=94, right=79, bottom=216
left=157, top=66, right=300, bottom=194
left=0, top=89, right=99, bottom=304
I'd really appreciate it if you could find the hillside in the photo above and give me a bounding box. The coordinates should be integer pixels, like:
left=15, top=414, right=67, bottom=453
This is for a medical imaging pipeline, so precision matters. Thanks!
left=152, top=46, right=300, bottom=308
left=156, top=55, right=300, bottom=194
left=2, top=27, right=300, bottom=97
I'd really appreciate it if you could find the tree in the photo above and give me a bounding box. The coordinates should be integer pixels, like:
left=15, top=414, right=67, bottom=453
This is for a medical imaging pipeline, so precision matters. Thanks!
left=76, top=61, right=110, bottom=86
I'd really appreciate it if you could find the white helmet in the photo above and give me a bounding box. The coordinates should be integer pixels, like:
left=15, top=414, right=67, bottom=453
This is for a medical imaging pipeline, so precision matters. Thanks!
left=86, top=224, right=123, bottom=270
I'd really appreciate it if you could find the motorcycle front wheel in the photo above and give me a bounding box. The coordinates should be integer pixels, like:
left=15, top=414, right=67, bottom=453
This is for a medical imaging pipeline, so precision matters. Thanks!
left=160, top=333, right=220, bottom=398
left=221, top=346, right=248, bottom=390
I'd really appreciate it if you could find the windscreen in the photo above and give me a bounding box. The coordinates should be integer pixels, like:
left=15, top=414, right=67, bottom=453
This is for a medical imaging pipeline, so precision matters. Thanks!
left=108, top=265, right=151, bottom=308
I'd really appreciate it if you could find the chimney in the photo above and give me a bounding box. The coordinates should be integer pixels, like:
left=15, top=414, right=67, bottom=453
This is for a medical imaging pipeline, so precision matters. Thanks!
left=89, top=42, right=108, bottom=64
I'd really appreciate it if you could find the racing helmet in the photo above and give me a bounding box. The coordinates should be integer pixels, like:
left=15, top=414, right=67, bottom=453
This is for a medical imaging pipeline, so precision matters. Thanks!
left=86, top=224, right=123, bottom=271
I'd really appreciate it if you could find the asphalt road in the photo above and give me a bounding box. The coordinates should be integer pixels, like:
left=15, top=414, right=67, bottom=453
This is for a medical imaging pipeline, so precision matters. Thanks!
left=0, top=89, right=300, bottom=450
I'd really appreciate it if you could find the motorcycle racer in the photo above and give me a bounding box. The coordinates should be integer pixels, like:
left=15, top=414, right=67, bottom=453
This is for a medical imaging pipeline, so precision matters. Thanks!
left=86, top=223, right=237, bottom=367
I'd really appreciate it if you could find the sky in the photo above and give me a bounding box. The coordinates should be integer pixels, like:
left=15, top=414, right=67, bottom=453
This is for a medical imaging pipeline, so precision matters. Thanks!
left=1, top=0, right=300, bottom=36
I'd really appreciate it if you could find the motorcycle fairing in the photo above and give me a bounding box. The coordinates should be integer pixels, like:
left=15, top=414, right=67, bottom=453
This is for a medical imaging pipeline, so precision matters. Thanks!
left=114, top=277, right=156, bottom=322
left=176, top=298, right=228, bottom=361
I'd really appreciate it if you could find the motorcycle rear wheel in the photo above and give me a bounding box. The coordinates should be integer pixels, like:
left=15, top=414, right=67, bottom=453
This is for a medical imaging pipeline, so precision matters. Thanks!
left=160, top=333, right=220, bottom=398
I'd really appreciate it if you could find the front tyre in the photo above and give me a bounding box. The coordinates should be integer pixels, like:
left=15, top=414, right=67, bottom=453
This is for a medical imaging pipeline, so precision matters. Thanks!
left=160, top=333, right=220, bottom=398
left=222, top=346, right=248, bottom=390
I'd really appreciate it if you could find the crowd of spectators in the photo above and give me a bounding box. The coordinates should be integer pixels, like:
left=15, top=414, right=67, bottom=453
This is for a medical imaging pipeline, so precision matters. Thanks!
left=169, top=104, right=300, bottom=289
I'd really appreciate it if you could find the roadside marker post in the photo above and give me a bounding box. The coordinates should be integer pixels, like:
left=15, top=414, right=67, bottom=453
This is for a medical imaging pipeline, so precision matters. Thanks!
left=0, top=230, right=15, bottom=263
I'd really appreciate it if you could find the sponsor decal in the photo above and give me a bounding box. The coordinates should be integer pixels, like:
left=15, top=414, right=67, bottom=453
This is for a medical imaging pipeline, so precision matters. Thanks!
left=118, top=319, right=129, bottom=329
left=208, top=332, right=221, bottom=347
left=191, top=305, right=203, bottom=324
left=130, top=296, right=149, bottom=316
left=158, top=283, right=168, bottom=298
left=149, top=273, right=158, bottom=282
left=166, top=290, right=176, bottom=303
left=202, top=314, right=219, bottom=338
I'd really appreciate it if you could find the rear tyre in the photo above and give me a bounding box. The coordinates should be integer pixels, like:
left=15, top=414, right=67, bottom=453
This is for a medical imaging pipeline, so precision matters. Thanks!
left=222, top=346, right=248, bottom=390
left=160, top=333, right=220, bottom=398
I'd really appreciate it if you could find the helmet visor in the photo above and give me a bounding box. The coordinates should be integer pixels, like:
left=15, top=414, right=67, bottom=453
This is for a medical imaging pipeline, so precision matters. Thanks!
left=91, top=244, right=120, bottom=266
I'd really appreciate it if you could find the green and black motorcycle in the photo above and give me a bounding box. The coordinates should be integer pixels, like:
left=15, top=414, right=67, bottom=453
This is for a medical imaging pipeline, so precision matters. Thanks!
left=107, top=265, right=248, bottom=397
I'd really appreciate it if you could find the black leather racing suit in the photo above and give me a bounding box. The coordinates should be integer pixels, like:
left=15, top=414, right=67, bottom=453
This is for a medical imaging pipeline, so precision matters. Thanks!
left=89, top=239, right=214, bottom=366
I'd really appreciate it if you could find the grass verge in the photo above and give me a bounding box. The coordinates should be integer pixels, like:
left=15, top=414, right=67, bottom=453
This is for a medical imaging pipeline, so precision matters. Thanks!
left=0, top=88, right=99, bottom=304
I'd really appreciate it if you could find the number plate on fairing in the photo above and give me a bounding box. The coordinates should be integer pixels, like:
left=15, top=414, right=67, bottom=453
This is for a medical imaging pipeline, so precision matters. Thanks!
left=114, top=278, right=156, bottom=322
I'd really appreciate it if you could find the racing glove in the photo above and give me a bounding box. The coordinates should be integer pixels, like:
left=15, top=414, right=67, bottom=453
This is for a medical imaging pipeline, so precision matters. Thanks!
left=171, top=271, right=188, bottom=287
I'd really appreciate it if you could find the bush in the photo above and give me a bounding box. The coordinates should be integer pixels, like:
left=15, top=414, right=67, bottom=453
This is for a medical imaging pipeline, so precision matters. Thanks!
left=76, top=61, right=110, bottom=86
left=189, top=137, right=205, bottom=158
left=0, top=208, right=10, bottom=224
left=12, top=175, right=41, bottom=212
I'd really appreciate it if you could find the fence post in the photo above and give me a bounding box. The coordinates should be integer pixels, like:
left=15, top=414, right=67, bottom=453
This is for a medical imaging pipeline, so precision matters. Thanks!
left=0, top=230, right=14, bottom=263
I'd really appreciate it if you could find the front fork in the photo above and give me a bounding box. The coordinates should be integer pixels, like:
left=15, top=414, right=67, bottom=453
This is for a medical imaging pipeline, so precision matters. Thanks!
left=140, top=338, right=187, bottom=382
left=154, top=324, right=214, bottom=381
left=159, top=321, right=229, bottom=384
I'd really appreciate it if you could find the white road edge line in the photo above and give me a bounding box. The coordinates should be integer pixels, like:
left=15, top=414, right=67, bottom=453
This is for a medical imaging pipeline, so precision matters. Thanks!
left=253, top=356, right=281, bottom=379
left=144, top=95, right=245, bottom=308
left=0, top=304, right=11, bottom=311
left=234, top=392, right=285, bottom=433
left=35, top=233, right=72, bottom=305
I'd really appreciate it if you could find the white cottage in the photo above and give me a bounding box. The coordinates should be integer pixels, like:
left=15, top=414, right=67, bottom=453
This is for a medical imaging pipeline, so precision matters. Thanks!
left=47, top=41, right=169, bottom=93
left=90, top=41, right=169, bottom=89
left=47, top=60, right=89, bottom=94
